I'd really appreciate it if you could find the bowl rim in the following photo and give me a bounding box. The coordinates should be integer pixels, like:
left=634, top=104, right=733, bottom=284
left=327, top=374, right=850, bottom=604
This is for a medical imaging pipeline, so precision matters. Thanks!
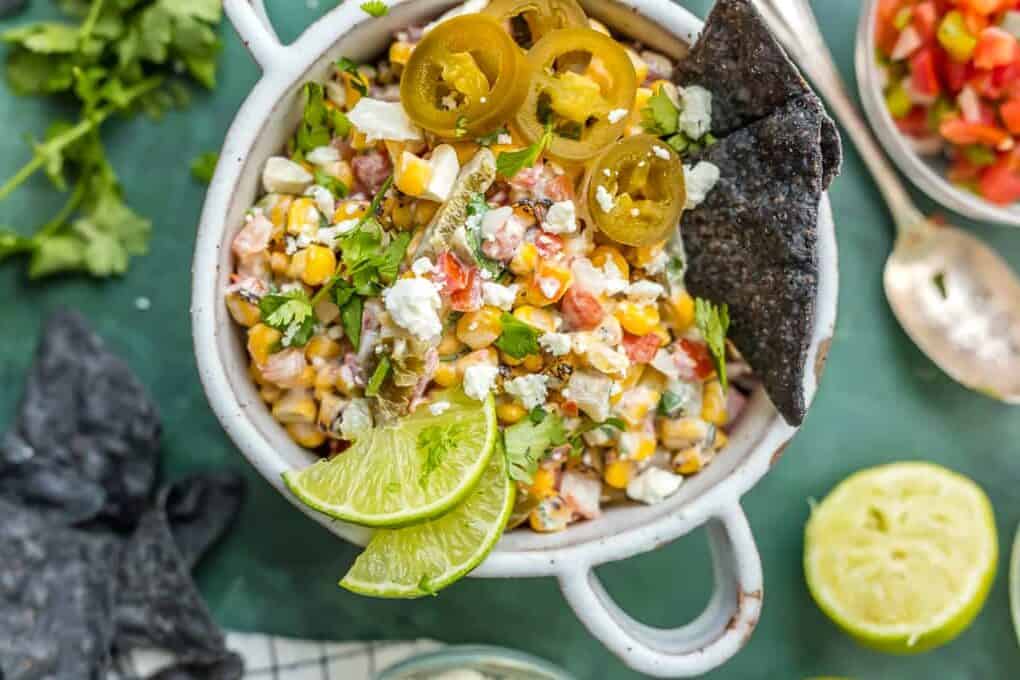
left=192, top=0, right=839, bottom=579
left=855, top=0, right=1020, bottom=228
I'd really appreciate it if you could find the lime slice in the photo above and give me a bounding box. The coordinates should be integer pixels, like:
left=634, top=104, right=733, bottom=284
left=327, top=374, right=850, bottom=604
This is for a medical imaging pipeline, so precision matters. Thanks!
left=341, top=441, right=515, bottom=598
left=1011, top=523, right=1020, bottom=647
left=283, top=388, right=497, bottom=528
left=805, top=462, right=997, bottom=654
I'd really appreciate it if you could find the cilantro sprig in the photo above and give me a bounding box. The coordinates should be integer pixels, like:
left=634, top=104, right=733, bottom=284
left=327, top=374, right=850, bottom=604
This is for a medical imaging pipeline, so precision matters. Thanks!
left=336, top=57, right=369, bottom=96
left=259, top=289, right=317, bottom=348
left=494, top=313, right=541, bottom=359
left=694, top=297, right=731, bottom=392
left=503, top=410, right=567, bottom=484
left=496, top=125, right=553, bottom=178
left=360, top=0, right=389, bottom=16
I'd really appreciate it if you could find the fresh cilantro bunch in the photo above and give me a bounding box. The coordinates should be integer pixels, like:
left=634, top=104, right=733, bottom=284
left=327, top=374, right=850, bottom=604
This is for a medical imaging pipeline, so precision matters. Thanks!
left=0, top=0, right=225, bottom=278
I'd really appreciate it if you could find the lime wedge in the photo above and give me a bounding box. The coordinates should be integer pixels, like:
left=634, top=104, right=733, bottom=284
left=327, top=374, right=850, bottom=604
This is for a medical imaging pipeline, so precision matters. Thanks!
left=1011, top=523, right=1020, bottom=648
left=283, top=388, right=497, bottom=528
left=341, top=441, right=515, bottom=598
left=805, top=462, right=997, bottom=654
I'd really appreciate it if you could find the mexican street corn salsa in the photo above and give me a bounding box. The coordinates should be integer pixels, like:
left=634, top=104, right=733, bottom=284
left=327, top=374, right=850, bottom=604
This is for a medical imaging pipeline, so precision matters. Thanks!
left=224, top=0, right=755, bottom=595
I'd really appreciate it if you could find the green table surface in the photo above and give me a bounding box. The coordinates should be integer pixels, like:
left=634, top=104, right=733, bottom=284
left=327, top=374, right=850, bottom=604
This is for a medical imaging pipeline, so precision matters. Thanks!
left=2, top=1, right=1020, bottom=678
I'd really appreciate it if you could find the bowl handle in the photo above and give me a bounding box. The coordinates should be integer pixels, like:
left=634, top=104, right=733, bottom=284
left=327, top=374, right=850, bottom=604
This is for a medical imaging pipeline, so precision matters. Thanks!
left=557, top=503, right=762, bottom=678
left=223, top=0, right=287, bottom=72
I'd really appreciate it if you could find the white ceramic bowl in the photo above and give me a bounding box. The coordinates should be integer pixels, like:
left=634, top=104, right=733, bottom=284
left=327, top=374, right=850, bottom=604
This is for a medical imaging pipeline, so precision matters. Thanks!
left=192, top=1, right=839, bottom=676
left=856, top=0, right=1020, bottom=227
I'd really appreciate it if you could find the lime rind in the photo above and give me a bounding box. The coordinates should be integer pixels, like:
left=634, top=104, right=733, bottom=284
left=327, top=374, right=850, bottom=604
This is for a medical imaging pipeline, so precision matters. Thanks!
left=1011, top=523, right=1020, bottom=648
left=805, top=462, right=998, bottom=654
left=340, top=443, right=515, bottom=598
left=283, top=390, right=497, bottom=528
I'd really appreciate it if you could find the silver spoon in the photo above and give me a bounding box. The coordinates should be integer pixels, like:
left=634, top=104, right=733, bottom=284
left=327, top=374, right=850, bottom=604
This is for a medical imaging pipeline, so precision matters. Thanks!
left=753, top=0, right=1020, bottom=402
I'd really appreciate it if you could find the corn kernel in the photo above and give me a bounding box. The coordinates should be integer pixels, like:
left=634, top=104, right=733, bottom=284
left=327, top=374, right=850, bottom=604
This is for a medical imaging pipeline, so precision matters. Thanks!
left=306, top=335, right=342, bottom=361
left=509, top=242, right=539, bottom=276
left=250, top=361, right=269, bottom=386
left=226, top=294, right=261, bottom=327
left=287, top=422, right=327, bottom=448
left=713, top=430, right=729, bottom=451
left=456, top=306, right=503, bottom=350
left=247, top=324, right=282, bottom=366
left=395, top=151, right=432, bottom=197
left=349, top=129, right=372, bottom=151
left=651, top=324, right=671, bottom=348
left=334, top=200, right=369, bottom=223
left=414, top=199, right=440, bottom=225
left=625, top=47, right=649, bottom=84
left=438, top=329, right=464, bottom=357
left=620, top=431, right=656, bottom=461
left=633, top=240, right=666, bottom=267
left=287, top=197, right=319, bottom=235
left=287, top=249, right=308, bottom=280
left=614, top=385, right=660, bottom=426
left=674, top=446, right=703, bottom=475
left=262, top=383, right=283, bottom=404
left=267, top=195, right=293, bottom=229
left=530, top=465, right=559, bottom=498
left=498, top=400, right=527, bottom=425
left=273, top=390, right=317, bottom=424
left=341, top=72, right=364, bottom=109
left=389, top=41, right=414, bottom=65
left=269, top=251, right=290, bottom=275
left=670, top=291, right=696, bottom=332
left=526, top=260, right=573, bottom=306
left=529, top=496, right=571, bottom=532
left=512, top=305, right=557, bottom=333
left=390, top=200, right=414, bottom=230
left=301, top=244, right=337, bottom=287
left=615, top=301, right=659, bottom=336
left=590, top=245, right=630, bottom=281
left=658, top=417, right=709, bottom=450
left=701, top=380, right=728, bottom=427
left=433, top=361, right=460, bottom=387
left=294, top=365, right=317, bottom=389
left=603, top=458, right=633, bottom=489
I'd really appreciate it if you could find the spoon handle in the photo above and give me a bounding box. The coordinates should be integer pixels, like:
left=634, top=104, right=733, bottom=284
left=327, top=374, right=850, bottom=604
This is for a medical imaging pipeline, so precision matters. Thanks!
left=751, top=0, right=925, bottom=232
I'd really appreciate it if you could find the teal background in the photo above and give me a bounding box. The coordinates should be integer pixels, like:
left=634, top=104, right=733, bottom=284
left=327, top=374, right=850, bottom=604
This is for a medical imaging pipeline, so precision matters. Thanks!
left=1, top=1, right=1019, bottom=678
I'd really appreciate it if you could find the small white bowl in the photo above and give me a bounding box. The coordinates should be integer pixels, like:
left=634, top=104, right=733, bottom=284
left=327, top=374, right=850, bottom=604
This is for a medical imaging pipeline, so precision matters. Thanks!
left=193, top=1, right=839, bottom=676
left=856, top=0, right=1020, bottom=227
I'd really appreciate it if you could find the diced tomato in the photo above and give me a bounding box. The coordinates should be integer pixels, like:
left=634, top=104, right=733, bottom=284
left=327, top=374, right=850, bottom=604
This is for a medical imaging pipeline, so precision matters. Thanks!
left=959, top=0, right=1004, bottom=15
left=895, top=107, right=930, bottom=136
left=876, top=0, right=908, bottom=55
left=910, top=47, right=942, bottom=96
left=534, top=232, right=563, bottom=258
left=543, top=174, right=575, bottom=202
left=622, top=333, right=660, bottom=364
left=679, top=339, right=715, bottom=381
left=963, top=8, right=990, bottom=36
left=1001, top=100, right=1020, bottom=134
left=979, top=152, right=1020, bottom=204
left=912, top=1, right=938, bottom=41
left=944, top=59, right=972, bottom=92
left=560, top=400, right=579, bottom=418
left=939, top=116, right=1011, bottom=145
left=449, top=267, right=482, bottom=311
left=436, top=251, right=469, bottom=296
left=973, top=27, right=1019, bottom=70
left=560, top=287, right=604, bottom=330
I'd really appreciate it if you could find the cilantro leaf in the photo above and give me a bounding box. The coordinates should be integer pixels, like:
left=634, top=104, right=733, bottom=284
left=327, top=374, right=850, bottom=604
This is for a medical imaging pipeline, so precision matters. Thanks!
left=365, top=356, right=391, bottom=397
left=694, top=297, right=730, bottom=392
left=496, top=126, right=553, bottom=178
left=503, top=411, right=567, bottom=484
left=2, top=22, right=81, bottom=54
left=191, top=151, right=218, bottom=183
left=315, top=169, right=348, bottom=197
left=360, top=0, right=389, bottom=17
left=933, top=271, right=947, bottom=299
left=641, top=88, right=679, bottom=136
left=567, top=417, right=624, bottom=456
left=464, top=192, right=502, bottom=277
left=294, top=82, right=332, bottom=154
left=336, top=57, right=368, bottom=96
left=259, top=289, right=317, bottom=348
left=340, top=294, right=364, bottom=351
left=494, top=312, right=541, bottom=359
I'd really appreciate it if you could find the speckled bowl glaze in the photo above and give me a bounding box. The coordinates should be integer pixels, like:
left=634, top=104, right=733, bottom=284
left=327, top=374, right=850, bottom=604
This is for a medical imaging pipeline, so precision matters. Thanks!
left=192, top=1, right=839, bottom=675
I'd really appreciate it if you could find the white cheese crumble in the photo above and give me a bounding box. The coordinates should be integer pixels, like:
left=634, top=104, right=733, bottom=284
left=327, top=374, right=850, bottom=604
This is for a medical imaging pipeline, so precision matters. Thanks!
left=543, top=200, right=578, bottom=234
left=305, top=184, right=336, bottom=220
left=422, top=144, right=460, bottom=202
left=683, top=161, right=721, bottom=210
left=607, top=107, right=629, bottom=123
left=594, top=184, right=616, bottom=213
left=347, top=98, right=423, bottom=143
left=334, top=218, right=360, bottom=234
left=411, top=257, right=436, bottom=277
left=497, top=132, right=513, bottom=145
left=627, top=467, right=683, bottom=505
left=383, top=278, right=442, bottom=341
left=429, top=401, right=451, bottom=416
left=481, top=282, right=519, bottom=310
left=626, top=280, right=665, bottom=301
left=505, top=374, right=549, bottom=410
left=463, top=364, right=499, bottom=401
left=537, top=276, right=562, bottom=299
left=306, top=145, right=340, bottom=166
left=644, top=249, right=668, bottom=275
left=651, top=145, right=671, bottom=160
left=602, top=260, right=629, bottom=295
left=262, top=157, right=313, bottom=194
left=340, top=398, right=374, bottom=440
left=677, top=85, right=713, bottom=139
left=538, top=332, right=572, bottom=356
left=480, top=205, right=513, bottom=242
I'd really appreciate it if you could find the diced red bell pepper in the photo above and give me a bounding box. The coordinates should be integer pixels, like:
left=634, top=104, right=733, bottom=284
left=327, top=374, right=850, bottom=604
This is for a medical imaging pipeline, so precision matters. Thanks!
left=979, top=152, right=1020, bottom=204
left=939, top=117, right=1011, bottom=146
left=944, top=59, right=972, bottom=93
left=1001, top=100, right=1020, bottom=134
left=679, top=339, right=715, bottom=381
left=910, top=47, right=942, bottom=96
left=449, top=267, right=482, bottom=311
left=436, top=251, right=469, bottom=296
left=973, top=27, right=1019, bottom=70
left=560, top=287, right=604, bottom=330
left=622, top=332, right=660, bottom=364
left=912, top=1, right=939, bottom=41
left=896, top=107, right=931, bottom=136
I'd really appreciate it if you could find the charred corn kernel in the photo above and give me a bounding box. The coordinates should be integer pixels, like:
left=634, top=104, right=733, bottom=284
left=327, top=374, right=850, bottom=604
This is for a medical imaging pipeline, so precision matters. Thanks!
left=260, top=384, right=282, bottom=404
left=529, top=496, right=571, bottom=532
left=248, top=324, right=282, bottom=366
left=527, top=260, right=573, bottom=306
left=701, top=380, right=728, bottom=427
left=226, top=294, right=261, bottom=327
left=305, top=335, right=342, bottom=361
left=287, top=422, right=327, bottom=448
left=349, top=129, right=372, bottom=151
left=523, top=354, right=544, bottom=372
left=456, top=306, right=504, bottom=350
left=633, top=240, right=666, bottom=267
left=451, top=140, right=482, bottom=165
left=614, top=386, right=660, bottom=426
left=620, top=431, right=656, bottom=461
left=294, top=365, right=317, bottom=389
left=625, top=47, right=648, bottom=84
left=388, top=41, right=414, bottom=65
left=334, top=199, right=369, bottom=223
left=390, top=200, right=414, bottom=230
left=267, top=195, right=293, bottom=229
left=674, top=446, right=703, bottom=475
left=588, top=17, right=610, bottom=34
left=413, top=199, right=440, bottom=225
left=615, top=301, right=659, bottom=336
left=433, top=361, right=460, bottom=387
left=341, top=72, right=364, bottom=109
left=603, top=458, right=633, bottom=489
left=497, top=401, right=528, bottom=425
left=590, top=245, right=630, bottom=280
left=510, top=241, right=539, bottom=276
left=713, top=430, right=729, bottom=451
left=395, top=151, right=432, bottom=197
left=513, top=305, right=557, bottom=333
left=287, top=197, right=319, bottom=235
left=530, top=466, right=559, bottom=498
left=584, top=55, right=613, bottom=95
left=273, top=390, right=317, bottom=424
left=658, top=417, right=710, bottom=450
left=438, top=329, right=464, bottom=357
left=270, top=251, right=290, bottom=275
left=301, top=245, right=337, bottom=287
left=670, top=291, right=696, bottom=331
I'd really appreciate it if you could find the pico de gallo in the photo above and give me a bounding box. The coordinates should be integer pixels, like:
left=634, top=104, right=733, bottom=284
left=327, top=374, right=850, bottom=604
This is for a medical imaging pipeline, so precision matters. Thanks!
left=875, top=0, right=1020, bottom=204
left=224, top=0, right=748, bottom=534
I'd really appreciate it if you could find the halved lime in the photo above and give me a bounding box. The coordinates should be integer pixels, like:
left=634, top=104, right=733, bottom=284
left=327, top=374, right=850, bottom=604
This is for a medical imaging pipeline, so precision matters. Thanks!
left=341, top=441, right=515, bottom=598
left=1011, top=523, right=1019, bottom=647
left=805, top=462, right=997, bottom=654
left=283, top=388, right=497, bottom=528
